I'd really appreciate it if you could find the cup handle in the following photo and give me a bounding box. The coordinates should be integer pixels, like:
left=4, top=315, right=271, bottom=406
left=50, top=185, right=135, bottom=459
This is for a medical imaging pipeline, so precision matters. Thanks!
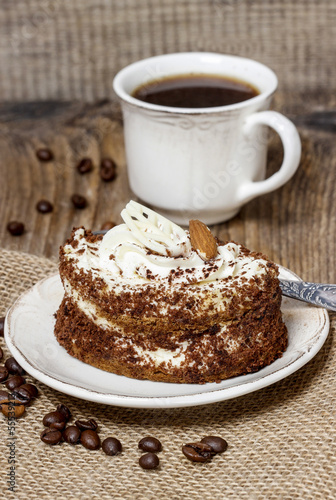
left=236, top=111, right=301, bottom=205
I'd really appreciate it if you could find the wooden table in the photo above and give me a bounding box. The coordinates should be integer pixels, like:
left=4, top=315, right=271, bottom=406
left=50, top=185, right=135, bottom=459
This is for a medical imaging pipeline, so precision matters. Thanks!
left=0, top=90, right=335, bottom=284
left=0, top=89, right=336, bottom=500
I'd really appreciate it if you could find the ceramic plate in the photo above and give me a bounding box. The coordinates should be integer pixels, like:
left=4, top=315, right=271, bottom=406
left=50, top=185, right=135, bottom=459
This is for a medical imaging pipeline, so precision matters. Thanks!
left=4, top=267, right=329, bottom=408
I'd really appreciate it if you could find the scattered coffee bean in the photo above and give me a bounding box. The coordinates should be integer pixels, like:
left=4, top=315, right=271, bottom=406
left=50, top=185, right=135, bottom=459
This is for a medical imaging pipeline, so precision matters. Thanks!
left=57, top=403, right=71, bottom=422
left=138, top=436, right=162, bottom=453
left=0, top=347, right=2, bottom=361
left=5, top=357, right=25, bottom=375
left=63, top=425, right=81, bottom=444
left=100, top=158, right=117, bottom=182
left=77, top=158, right=93, bottom=174
left=36, top=199, right=53, bottom=214
left=36, top=148, right=53, bottom=162
left=12, top=388, right=31, bottom=405
left=100, top=221, right=116, bottom=231
left=0, top=317, right=4, bottom=337
left=43, top=410, right=67, bottom=430
left=71, top=194, right=87, bottom=209
left=6, top=221, right=25, bottom=236
left=12, top=383, right=37, bottom=405
left=102, top=437, right=122, bottom=456
left=80, top=429, right=101, bottom=450
left=1, top=399, right=25, bottom=418
left=182, top=442, right=214, bottom=463
left=19, top=383, right=38, bottom=399
left=0, top=390, right=9, bottom=402
left=40, top=428, right=62, bottom=445
left=5, top=375, right=26, bottom=391
left=75, top=418, right=98, bottom=431
left=0, top=366, right=9, bottom=383
left=201, top=436, right=228, bottom=454
left=139, top=452, right=160, bottom=470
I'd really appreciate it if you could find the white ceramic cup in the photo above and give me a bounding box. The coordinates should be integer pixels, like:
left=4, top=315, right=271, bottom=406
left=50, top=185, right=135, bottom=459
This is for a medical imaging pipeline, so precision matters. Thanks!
left=113, top=52, right=301, bottom=225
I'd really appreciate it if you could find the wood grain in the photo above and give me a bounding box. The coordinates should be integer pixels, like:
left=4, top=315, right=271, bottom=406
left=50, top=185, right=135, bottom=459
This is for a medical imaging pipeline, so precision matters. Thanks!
left=0, top=92, right=335, bottom=285
left=0, top=1, right=335, bottom=102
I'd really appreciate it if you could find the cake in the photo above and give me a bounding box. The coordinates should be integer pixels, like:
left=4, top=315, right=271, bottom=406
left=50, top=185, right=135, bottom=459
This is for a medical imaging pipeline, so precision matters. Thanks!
left=54, top=200, right=287, bottom=384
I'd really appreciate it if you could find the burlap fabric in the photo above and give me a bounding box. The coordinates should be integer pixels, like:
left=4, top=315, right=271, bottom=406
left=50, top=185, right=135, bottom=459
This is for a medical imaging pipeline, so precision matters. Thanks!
left=0, top=248, right=335, bottom=499
left=0, top=0, right=335, bottom=102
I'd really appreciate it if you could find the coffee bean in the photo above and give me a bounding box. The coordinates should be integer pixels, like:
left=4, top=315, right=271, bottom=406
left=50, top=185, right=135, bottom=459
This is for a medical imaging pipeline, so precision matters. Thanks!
left=57, top=403, right=71, bottom=422
left=36, top=148, right=53, bottom=162
left=43, top=410, right=66, bottom=430
left=63, top=426, right=81, bottom=444
left=0, top=317, right=4, bottom=337
left=138, top=436, right=162, bottom=453
left=12, top=387, right=31, bottom=405
left=100, top=158, right=116, bottom=182
left=201, top=436, right=228, bottom=454
left=182, top=442, right=214, bottom=463
left=0, top=347, right=3, bottom=361
left=5, top=375, right=26, bottom=391
left=80, top=430, right=101, bottom=450
left=71, top=194, right=87, bottom=209
left=5, top=357, right=25, bottom=375
left=20, top=383, right=38, bottom=399
left=100, top=221, right=116, bottom=231
left=0, top=366, right=9, bottom=383
left=36, top=200, right=53, bottom=213
left=139, top=452, right=159, bottom=470
left=77, top=158, right=93, bottom=174
left=102, top=437, right=122, bottom=456
left=75, top=418, right=98, bottom=431
left=6, top=221, right=25, bottom=236
left=40, top=428, right=62, bottom=445
left=12, top=384, right=37, bottom=405
left=1, top=399, right=25, bottom=418
left=0, top=390, right=9, bottom=402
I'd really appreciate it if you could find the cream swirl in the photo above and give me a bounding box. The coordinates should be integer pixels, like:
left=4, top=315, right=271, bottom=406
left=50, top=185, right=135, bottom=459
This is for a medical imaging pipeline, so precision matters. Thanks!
left=97, top=201, right=267, bottom=284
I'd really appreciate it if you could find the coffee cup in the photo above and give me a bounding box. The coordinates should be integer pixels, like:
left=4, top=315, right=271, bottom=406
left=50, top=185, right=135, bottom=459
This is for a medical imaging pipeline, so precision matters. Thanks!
left=113, top=52, right=301, bottom=225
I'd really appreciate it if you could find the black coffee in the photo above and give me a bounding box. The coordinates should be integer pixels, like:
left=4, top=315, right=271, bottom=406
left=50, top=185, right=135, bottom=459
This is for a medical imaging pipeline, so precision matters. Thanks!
left=132, top=74, right=259, bottom=108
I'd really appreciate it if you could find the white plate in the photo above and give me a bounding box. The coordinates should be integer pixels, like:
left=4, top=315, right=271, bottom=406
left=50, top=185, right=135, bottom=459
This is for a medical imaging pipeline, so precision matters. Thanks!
left=4, top=267, right=329, bottom=409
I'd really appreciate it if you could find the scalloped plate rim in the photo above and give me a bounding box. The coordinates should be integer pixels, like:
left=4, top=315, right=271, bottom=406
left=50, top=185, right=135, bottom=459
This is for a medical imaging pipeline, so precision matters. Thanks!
left=4, top=266, right=330, bottom=408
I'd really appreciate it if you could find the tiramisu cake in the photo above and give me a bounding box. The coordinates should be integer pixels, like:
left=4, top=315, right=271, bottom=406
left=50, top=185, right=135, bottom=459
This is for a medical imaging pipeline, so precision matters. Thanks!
left=54, top=200, right=287, bottom=384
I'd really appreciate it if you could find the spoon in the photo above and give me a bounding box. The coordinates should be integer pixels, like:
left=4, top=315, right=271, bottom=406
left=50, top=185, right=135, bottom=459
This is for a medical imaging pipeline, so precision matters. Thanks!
left=279, top=280, right=336, bottom=312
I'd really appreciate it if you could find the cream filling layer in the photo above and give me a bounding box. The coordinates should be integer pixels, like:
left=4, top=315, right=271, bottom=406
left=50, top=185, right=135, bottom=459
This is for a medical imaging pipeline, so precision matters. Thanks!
left=65, top=286, right=243, bottom=368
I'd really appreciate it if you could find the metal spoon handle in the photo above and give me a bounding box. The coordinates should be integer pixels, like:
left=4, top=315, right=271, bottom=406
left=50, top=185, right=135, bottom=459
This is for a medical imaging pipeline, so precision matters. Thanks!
left=280, top=280, right=336, bottom=311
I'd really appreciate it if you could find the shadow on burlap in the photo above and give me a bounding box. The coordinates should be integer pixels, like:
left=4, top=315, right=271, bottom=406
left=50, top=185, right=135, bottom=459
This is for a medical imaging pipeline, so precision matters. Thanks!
left=0, top=249, right=335, bottom=500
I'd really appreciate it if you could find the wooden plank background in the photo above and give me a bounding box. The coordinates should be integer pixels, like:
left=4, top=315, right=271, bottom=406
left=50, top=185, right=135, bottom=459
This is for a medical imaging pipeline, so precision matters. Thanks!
left=0, top=90, right=335, bottom=284
left=0, top=0, right=335, bottom=102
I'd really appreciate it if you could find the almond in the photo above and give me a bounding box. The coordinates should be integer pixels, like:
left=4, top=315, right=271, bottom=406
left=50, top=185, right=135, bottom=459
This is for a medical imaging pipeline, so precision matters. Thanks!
left=189, top=220, right=218, bottom=261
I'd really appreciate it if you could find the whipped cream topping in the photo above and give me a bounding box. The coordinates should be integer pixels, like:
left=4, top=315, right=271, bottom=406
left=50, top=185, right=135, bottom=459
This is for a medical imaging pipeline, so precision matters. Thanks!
left=64, top=201, right=268, bottom=285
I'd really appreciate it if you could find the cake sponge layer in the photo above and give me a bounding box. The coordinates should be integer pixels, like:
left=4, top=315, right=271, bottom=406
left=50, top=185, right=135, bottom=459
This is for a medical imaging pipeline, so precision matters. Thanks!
left=54, top=297, right=288, bottom=384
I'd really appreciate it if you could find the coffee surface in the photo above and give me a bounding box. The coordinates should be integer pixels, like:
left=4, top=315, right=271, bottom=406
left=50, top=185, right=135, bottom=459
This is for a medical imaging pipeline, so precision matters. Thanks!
left=132, top=74, right=259, bottom=108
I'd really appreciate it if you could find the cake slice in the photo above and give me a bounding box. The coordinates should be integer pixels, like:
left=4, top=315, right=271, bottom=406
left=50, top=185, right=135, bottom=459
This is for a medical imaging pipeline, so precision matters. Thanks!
left=54, top=201, right=287, bottom=384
